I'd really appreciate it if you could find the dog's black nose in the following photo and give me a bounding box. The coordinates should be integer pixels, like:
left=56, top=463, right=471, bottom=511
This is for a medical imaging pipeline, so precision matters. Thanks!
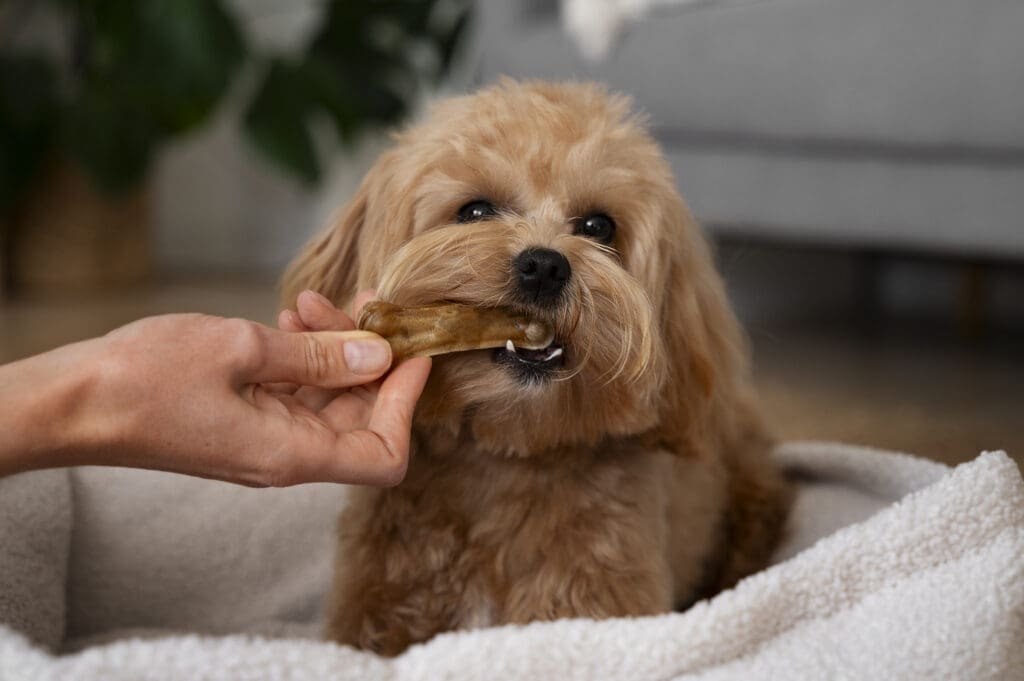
left=514, top=248, right=570, bottom=304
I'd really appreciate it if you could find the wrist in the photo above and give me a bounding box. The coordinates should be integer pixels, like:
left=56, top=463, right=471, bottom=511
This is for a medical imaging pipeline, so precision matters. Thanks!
left=0, top=337, right=115, bottom=476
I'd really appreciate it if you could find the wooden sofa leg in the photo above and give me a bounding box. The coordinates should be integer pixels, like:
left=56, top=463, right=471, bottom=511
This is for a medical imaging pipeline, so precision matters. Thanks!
left=958, top=263, right=986, bottom=340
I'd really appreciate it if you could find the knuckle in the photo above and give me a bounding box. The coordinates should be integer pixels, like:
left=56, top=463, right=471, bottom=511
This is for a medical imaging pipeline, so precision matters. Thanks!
left=377, top=449, right=408, bottom=487
left=303, top=336, right=337, bottom=383
left=267, top=471, right=296, bottom=489
left=261, top=455, right=298, bottom=488
left=225, top=319, right=267, bottom=370
left=94, top=348, right=132, bottom=386
left=378, top=465, right=407, bottom=488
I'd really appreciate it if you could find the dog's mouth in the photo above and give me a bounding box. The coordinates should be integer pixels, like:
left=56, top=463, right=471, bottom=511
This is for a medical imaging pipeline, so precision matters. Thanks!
left=358, top=298, right=568, bottom=383
left=493, top=338, right=566, bottom=382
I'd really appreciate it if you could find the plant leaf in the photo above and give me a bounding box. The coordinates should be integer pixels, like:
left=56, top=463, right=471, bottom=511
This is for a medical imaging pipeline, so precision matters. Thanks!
left=243, top=0, right=471, bottom=183
left=0, top=55, right=58, bottom=216
left=243, top=59, right=321, bottom=185
left=70, top=0, right=245, bottom=171
left=61, top=88, right=158, bottom=194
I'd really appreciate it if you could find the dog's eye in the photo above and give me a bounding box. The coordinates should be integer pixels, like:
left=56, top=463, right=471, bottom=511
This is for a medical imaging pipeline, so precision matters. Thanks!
left=457, top=200, right=498, bottom=223
left=575, top=214, right=616, bottom=243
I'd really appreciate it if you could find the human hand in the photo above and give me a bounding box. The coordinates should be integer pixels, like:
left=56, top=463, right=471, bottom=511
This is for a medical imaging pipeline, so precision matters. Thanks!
left=272, top=289, right=385, bottom=413
left=0, top=296, right=431, bottom=487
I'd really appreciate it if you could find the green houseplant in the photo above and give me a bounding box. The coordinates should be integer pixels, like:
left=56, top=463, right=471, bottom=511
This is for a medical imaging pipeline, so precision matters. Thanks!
left=0, top=0, right=468, bottom=295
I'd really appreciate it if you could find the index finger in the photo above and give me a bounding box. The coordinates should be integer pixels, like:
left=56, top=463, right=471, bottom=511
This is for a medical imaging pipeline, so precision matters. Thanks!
left=295, top=290, right=356, bottom=332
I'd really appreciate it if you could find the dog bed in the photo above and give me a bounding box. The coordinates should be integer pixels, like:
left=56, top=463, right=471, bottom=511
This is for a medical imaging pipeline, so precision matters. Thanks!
left=1, top=442, right=1022, bottom=680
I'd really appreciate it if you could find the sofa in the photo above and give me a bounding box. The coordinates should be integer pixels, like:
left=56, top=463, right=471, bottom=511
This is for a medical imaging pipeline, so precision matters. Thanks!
left=469, top=0, right=1024, bottom=261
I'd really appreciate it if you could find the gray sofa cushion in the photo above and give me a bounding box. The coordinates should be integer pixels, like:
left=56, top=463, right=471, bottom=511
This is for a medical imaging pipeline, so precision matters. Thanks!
left=476, top=0, right=1024, bottom=149
left=0, top=469, right=72, bottom=651
left=672, top=146, right=1024, bottom=258
left=64, top=467, right=343, bottom=644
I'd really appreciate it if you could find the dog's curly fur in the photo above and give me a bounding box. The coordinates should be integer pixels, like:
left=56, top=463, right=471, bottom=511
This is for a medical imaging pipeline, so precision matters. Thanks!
left=282, top=80, right=791, bottom=656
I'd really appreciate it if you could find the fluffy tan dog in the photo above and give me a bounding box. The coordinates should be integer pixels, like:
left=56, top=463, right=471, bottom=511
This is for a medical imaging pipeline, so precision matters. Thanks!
left=282, top=80, right=791, bottom=656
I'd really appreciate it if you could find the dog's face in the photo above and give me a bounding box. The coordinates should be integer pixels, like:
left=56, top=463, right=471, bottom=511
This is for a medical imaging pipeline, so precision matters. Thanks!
left=285, top=81, right=741, bottom=457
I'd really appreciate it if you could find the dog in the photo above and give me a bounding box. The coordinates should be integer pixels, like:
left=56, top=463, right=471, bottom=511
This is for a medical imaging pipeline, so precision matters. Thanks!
left=281, top=79, right=791, bottom=656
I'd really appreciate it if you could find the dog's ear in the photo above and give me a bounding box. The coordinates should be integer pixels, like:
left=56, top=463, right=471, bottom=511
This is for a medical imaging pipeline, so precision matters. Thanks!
left=651, top=195, right=749, bottom=458
left=279, top=152, right=400, bottom=311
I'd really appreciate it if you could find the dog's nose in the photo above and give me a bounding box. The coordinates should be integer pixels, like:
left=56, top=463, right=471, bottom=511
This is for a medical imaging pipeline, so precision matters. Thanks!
left=514, top=248, right=571, bottom=304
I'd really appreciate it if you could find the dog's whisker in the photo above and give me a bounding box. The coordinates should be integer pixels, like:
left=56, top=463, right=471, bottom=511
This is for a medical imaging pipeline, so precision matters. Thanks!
left=460, top=242, right=485, bottom=282
left=568, top=284, right=597, bottom=373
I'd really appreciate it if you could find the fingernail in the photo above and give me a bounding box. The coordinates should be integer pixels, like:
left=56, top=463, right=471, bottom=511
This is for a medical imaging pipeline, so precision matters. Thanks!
left=299, top=290, right=331, bottom=310
left=311, top=291, right=334, bottom=307
left=344, top=339, right=391, bottom=374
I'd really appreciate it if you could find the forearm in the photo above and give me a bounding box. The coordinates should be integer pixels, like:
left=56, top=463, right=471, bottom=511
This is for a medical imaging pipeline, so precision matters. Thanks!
left=0, top=337, right=111, bottom=477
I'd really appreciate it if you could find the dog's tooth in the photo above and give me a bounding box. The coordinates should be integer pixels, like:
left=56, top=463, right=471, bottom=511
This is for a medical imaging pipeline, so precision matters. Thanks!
left=506, top=339, right=516, bottom=353
left=548, top=347, right=563, bottom=360
left=524, top=321, right=553, bottom=346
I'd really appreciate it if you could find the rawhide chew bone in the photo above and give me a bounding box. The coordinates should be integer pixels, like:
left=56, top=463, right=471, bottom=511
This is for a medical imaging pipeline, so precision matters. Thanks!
left=358, top=301, right=555, bottom=360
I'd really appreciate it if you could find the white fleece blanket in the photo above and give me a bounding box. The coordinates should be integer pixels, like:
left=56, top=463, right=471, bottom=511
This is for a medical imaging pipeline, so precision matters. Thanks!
left=1, top=443, right=1022, bottom=680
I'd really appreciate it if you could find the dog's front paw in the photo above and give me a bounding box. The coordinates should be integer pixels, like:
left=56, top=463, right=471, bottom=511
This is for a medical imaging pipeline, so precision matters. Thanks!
left=502, top=562, right=673, bottom=624
left=326, top=600, right=418, bottom=657
left=326, top=578, right=468, bottom=657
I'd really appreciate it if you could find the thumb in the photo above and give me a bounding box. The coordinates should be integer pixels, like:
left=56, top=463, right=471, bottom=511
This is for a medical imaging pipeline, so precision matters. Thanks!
left=253, top=328, right=393, bottom=388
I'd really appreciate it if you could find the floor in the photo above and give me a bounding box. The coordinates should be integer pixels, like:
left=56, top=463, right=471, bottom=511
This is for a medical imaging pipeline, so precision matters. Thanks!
left=749, top=318, right=1023, bottom=467
left=2, top=277, right=1020, bottom=469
